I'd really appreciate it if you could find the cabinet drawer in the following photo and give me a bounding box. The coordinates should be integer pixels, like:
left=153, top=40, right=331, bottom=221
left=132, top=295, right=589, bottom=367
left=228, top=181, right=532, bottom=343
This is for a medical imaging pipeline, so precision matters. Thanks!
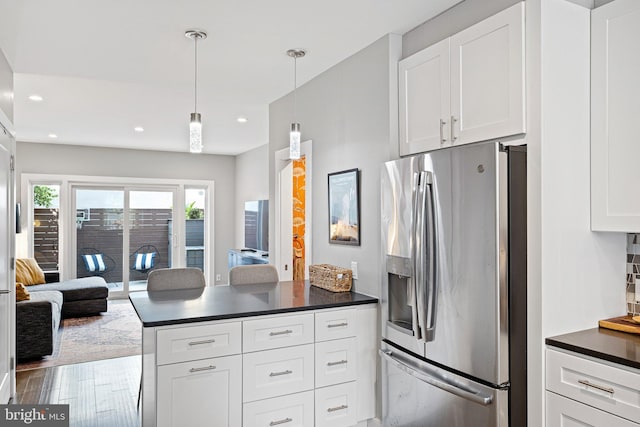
left=315, top=382, right=358, bottom=427
left=315, top=337, right=357, bottom=388
left=546, top=391, right=639, bottom=427
left=546, top=348, right=640, bottom=422
left=243, top=313, right=314, bottom=352
left=243, top=344, right=314, bottom=402
left=315, top=309, right=357, bottom=342
left=243, top=390, right=314, bottom=427
left=156, top=321, right=241, bottom=365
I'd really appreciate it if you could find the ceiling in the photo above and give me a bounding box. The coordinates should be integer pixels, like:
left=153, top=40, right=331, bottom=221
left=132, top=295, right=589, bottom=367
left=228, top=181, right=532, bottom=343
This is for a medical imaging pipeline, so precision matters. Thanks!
left=0, top=0, right=460, bottom=155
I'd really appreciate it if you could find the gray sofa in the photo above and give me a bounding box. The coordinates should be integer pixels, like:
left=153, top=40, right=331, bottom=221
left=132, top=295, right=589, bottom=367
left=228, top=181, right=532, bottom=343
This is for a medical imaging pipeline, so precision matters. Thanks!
left=16, top=276, right=109, bottom=361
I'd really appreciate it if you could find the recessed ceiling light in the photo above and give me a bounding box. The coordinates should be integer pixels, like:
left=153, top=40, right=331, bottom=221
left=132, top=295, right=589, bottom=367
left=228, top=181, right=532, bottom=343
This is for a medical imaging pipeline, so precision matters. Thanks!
left=134, top=126, right=144, bottom=132
left=28, top=95, right=43, bottom=102
left=237, top=117, right=248, bottom=123
left=48, top=133, right=57, bottom=139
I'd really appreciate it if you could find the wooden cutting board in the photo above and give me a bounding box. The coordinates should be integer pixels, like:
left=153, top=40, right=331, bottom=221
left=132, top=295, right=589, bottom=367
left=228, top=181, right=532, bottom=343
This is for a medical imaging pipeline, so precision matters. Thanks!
left=598, top=315, right=640, bottom=334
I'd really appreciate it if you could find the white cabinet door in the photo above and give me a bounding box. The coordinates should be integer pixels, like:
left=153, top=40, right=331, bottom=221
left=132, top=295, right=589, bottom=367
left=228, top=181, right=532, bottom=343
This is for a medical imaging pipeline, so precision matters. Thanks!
left=450, top=2, right=525, bottom=146
left=315, top=338, right=357, bottom=388
left=157, top=354, right=241, bottom=427
left=546, top=391, right=639, bottom=427
left=591, top=0, right=640, bottom=231
left=399, top=38, right=450, bottom=156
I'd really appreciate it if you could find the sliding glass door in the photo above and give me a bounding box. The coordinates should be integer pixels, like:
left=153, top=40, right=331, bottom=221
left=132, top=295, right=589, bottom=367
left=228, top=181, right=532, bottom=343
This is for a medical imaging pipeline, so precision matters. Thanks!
left=74, top=188, right=125, bottom=293
left=129, top=190, right=174, bottom=292
left=73, top=186, right=177, bottom=296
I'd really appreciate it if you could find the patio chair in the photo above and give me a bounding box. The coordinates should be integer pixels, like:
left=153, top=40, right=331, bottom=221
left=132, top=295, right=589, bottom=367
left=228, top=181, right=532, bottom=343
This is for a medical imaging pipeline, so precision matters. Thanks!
left=130, top=244, right=159, bottom=274
left=79, top=248, right=116, bottom=278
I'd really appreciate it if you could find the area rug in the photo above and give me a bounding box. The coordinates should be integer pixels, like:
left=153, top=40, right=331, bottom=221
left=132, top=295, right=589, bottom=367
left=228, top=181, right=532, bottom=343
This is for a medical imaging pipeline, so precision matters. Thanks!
left=17, top=299, right=141, bottom=371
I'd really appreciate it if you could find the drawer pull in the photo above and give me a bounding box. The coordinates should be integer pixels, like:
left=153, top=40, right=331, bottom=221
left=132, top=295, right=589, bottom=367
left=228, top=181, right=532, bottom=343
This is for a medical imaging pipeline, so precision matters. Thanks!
left=327, top=322, right=348, bottom=328
left=578, top=379, right=614, bottom=395
left=327, top=404, right=348, bottom=413
left=269, top=329, right=293, bottom=336
left=269, top=418, right=293, bottom=426
left=327, top=359, right=348, bottom=367
left=189, top=365, right=216, bottom=373
left=269, top=369, right=293, bottom=377
left=188, top=339, right=216, bottom=346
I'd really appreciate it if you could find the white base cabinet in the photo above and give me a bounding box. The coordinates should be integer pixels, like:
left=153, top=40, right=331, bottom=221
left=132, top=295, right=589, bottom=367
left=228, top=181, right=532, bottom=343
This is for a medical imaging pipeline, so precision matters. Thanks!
left=398, top=2, right=525, bottom=156
left=143, top=304, right=377, bottom=427
left=545, top=348, right=640, bottom=427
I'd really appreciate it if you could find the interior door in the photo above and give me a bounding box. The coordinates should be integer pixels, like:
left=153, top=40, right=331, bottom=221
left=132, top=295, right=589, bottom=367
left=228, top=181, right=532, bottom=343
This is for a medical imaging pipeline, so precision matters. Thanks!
left=279, top=162, right=294, bottom=281
left=0, top=131, right=11, bottom=403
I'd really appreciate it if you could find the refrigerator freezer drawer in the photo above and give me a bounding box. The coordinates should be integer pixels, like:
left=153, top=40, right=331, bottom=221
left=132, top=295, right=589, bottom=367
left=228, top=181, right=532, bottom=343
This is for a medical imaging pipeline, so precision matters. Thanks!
left=381, top=343, right=508, bottom=427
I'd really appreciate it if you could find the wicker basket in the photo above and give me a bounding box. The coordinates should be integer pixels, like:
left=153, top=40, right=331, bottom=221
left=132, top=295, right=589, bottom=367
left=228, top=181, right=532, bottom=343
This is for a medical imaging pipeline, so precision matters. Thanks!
left=309, top=264, right=352, bottom=292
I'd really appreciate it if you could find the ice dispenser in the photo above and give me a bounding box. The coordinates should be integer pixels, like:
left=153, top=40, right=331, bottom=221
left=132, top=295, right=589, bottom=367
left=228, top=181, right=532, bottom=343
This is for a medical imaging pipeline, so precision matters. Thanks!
left=386, top=255, right=413, bottom=335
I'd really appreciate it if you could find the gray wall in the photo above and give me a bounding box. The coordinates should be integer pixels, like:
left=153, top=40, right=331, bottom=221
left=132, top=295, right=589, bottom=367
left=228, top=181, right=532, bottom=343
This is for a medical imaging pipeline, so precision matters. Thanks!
left=402, top=0, right=521, bottom=58
left=16, top=141, right=236, bottom=283
left=0, top=48, right=13, bottom=125
left=235, top=143, right=269, bottom=255
left=268, top=34, right=401, bottom=297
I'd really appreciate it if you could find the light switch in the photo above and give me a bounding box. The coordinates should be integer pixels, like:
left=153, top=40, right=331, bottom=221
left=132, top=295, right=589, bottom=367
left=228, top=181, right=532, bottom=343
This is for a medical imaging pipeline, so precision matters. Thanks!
left=351, top=261, right=358, bottom=280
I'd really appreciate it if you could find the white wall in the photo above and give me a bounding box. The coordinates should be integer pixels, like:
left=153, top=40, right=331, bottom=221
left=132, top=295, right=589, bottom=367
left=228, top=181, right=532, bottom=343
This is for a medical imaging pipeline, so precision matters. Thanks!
left=235, top=144, right=269, bottom=251
left=0, top=48, right=13, bottom=128
left=15, top=141, right=236, bottom=283
left=268, top=34, right=401, bottom=298
left=402, top=0, right=521, bottom=58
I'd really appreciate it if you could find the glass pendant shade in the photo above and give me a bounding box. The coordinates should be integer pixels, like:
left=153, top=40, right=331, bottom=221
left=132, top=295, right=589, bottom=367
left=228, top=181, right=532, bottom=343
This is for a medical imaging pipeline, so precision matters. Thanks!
left=290, top=122, right=301, bottom=160
left=190, top=112, right=203, bottom=153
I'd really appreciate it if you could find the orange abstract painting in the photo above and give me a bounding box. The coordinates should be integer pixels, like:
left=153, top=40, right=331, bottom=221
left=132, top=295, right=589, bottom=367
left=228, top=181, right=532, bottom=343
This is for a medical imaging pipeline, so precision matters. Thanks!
left=292, top=158, right=306, bottom=280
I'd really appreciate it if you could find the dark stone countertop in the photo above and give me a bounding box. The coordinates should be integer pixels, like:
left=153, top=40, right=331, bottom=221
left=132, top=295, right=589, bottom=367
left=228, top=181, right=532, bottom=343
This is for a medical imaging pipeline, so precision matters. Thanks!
left=129, top=280, right=379, bottom=327
left=546, top=327, right=640, bottom=370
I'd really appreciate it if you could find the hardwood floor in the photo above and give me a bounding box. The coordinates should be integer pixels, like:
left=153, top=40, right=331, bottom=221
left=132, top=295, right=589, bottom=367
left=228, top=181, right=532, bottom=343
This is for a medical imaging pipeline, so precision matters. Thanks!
left=15, top=356, right=141, bottom=427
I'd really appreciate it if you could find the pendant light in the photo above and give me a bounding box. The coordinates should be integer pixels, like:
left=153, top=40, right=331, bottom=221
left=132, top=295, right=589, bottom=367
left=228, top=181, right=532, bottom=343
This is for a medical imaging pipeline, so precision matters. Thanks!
left=287, top=49, right=306, bottom=160
left=186, top=29, right=207, bottom=153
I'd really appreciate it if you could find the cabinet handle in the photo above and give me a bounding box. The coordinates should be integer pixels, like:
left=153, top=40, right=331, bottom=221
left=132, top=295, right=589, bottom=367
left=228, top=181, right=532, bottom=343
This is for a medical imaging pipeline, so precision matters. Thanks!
left=578, top=379, right=614, bottom=395
left=0, top=290, right=10, bottom=294
left=439, top=119, right=447, bottom=144
left=269, top=329, right=293, bottom=336
left=269, top=418, right=293, bottom=426
left=327, top=404, right=348, bottom=413
left=450, top=115, right=458, bottom=143
left=327, top=359, right=348, bottom=367
left=269, top=369, right=293, bottom=377
left=188, top=339, right=216, bottom=346
left=189, top=365, right=216, bottom=373
left=327, top=322, right=348, bottom=328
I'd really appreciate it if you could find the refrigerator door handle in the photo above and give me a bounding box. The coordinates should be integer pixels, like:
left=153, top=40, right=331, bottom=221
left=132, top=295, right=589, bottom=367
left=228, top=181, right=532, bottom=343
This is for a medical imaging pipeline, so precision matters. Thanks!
left=415, top=171, right=428, bottom=341
left=424, top=175, right=437, bottom=341
left=380, top=349, right=493, bottom=406
left=409, top=172, right=421, bottom=340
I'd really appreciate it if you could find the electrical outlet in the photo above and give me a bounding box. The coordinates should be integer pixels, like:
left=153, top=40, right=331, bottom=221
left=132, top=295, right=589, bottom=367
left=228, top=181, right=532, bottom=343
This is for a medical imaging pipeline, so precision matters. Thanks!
left=216, top=274, right=222, bottom=282
left=351, top=261, right=358, bottom=280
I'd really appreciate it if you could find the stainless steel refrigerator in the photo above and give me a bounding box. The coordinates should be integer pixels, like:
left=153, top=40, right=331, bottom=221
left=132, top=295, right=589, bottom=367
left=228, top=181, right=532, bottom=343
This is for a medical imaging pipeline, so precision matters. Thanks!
left=380, top=141, right=526, bottom=427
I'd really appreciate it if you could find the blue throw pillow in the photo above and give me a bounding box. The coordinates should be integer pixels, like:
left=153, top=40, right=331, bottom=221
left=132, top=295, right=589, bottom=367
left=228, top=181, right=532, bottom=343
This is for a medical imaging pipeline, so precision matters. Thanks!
left=82, top=254, right=106, bottom=272
left=134, top=252, right=156, bottom=271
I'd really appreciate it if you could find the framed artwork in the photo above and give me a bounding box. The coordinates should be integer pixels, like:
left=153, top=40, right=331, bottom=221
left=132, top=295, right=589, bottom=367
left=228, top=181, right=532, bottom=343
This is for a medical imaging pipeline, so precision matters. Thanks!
left=328, top=168, right=360, bottom=245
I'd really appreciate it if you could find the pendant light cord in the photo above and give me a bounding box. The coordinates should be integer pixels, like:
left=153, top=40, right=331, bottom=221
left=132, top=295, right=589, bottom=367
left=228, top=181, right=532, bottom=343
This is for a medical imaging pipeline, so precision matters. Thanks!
left=293, top=55, right=297, bottom=123
left=194, top=35, right=198, bottom=113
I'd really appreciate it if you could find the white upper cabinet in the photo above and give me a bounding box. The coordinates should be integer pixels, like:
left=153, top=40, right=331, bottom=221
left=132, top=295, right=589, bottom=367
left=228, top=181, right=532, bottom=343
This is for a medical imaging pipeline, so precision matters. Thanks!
left=591, top=0, right=640, bottom=231
left=399, top=39, right=451, bottom=155
left=399, top=2, right=525, bottom=156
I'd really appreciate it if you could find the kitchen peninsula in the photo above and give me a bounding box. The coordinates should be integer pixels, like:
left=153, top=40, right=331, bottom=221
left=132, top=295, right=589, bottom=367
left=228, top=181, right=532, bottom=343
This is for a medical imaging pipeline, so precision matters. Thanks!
left=130, top=281, right=378, bottom=427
